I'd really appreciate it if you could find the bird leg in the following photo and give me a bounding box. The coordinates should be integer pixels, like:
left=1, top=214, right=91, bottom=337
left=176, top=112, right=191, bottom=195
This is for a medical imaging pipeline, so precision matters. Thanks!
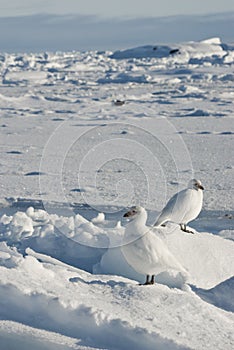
left=144, top=275, right=150, bottom=285
left=139, top=275, right=155, bottom=285
left=180, top=224, right=194, bottom=234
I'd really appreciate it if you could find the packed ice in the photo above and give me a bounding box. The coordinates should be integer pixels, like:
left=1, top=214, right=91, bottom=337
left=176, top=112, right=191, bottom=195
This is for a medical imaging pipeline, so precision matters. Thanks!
left=0, top=37, right=233, bottom=349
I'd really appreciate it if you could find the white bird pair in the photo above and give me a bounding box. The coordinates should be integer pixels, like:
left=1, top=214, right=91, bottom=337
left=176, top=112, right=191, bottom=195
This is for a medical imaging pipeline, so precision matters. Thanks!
left=121, top=179, right=204, bottom=285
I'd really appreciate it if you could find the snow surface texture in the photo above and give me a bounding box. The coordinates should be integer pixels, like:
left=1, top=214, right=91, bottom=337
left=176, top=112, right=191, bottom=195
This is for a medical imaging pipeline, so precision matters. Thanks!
left=0, top=38, right=234, bottom=349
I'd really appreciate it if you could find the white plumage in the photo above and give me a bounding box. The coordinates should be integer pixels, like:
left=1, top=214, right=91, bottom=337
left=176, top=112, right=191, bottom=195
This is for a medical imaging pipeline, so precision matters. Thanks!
left=121, top=206, right=187, bottom=285
left=154, top=179, right=204, bottom=233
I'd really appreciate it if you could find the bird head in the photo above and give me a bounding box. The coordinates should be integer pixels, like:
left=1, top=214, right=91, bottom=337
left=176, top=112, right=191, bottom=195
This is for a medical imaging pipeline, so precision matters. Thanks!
left=188, top=179, right=204, bottom=191
left=123, top=206, right=144, bottom=219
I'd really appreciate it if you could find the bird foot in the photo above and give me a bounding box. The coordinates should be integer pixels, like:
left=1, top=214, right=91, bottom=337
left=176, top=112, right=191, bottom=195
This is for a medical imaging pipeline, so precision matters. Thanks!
left=181, top=227, right=194, bottom=234
left=139, top=275, right=155, bottom=285
left=139, top=281, right=155, bottom=286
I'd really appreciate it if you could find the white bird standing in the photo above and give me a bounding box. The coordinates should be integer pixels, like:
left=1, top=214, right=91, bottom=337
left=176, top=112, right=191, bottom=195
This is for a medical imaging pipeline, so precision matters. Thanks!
left=121, top=206, right=187, bottom=285
left=154, top=179, right=204, bottom=233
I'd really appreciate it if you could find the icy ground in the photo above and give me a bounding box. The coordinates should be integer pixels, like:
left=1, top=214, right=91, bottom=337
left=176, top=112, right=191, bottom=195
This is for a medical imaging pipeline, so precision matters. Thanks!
left=0, top=38, right=234, bottom=349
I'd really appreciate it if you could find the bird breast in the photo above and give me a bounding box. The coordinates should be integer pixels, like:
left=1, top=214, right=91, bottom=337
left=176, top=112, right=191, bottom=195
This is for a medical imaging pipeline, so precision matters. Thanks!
left=181, top=188, right=203, bottom=223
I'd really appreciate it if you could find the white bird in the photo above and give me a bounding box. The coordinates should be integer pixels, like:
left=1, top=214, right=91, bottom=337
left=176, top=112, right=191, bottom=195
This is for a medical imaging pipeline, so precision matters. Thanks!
left=121, top=206, right=187, bottom=285
left=154, top=179, right=204, bottom=233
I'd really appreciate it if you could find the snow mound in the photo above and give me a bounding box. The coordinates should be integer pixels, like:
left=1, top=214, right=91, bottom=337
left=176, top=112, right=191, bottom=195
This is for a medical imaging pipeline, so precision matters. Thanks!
left=1, top=207, right=233, bottom=290
left=193, top=276, right=234, bottom=312
left=96, top=227, right=234, bottom=289
left=110, top=37, right=229, bottom=64
left=0, top=244, right=233, bottom=350
left=110, top=45, right=179, bottom=59
left=0, top=320, right=79, bottom=350
left=0, top=208, right=108, bottom=272
left=91, top=212, right=105, bottom=224
left=160, top=228, right=234, bottom=289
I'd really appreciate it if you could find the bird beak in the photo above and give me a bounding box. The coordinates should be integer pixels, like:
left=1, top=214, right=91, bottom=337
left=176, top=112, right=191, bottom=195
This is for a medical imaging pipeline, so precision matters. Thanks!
left=123, top=211, right=131, bottom=217
left=198, top=184, right=204, bottom=190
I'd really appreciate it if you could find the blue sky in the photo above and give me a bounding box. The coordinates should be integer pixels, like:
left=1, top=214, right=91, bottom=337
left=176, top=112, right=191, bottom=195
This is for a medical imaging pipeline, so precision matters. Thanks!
left=1, top=1, right=234, bottom=52
left=1, top=0, right=234, bottom=18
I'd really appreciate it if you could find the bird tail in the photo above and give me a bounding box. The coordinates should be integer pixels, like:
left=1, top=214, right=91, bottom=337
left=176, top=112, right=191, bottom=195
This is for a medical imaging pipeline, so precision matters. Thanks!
left=153, top=216, right=167, bottom=227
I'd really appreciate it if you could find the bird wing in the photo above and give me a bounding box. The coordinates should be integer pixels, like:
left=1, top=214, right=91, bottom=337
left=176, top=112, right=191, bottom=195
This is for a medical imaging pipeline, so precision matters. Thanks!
left=147, top=231, right=187, bottom=273
left=121, top=233, right=159, bottom=275
left=154, top=189, right=193, bottom=226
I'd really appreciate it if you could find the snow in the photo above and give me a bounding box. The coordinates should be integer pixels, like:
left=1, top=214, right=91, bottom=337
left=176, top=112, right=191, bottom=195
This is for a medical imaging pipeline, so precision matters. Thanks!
left=91, top=212, right=105, bottom=224
left=0, top=246, right=233, bottom=350
left=0, top=321, right=81, bottom=350
left=110, top=38, right=226, bottom=60
left=0, top=37, right=234, bottom=349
